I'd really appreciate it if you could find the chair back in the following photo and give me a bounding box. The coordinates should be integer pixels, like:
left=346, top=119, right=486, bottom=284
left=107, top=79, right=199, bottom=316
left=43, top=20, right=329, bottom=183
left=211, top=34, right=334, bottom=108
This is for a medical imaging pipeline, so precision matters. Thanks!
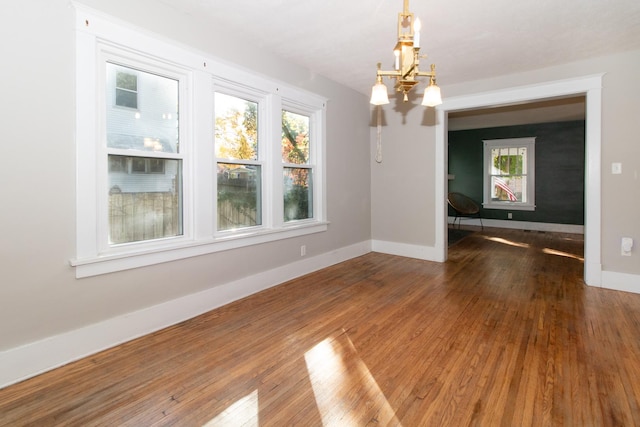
left=447, top=192, right=480, bottom=215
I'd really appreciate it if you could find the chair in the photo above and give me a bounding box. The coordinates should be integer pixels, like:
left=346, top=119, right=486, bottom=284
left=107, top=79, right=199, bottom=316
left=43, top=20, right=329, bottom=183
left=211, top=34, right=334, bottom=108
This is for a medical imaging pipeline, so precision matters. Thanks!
left=447, top=192, right=483, bottom=230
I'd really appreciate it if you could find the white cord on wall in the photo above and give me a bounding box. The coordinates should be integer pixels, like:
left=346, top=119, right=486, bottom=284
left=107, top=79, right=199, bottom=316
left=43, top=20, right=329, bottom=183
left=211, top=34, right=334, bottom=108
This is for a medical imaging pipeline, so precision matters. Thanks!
left=375, top=105, right=383, bottom=163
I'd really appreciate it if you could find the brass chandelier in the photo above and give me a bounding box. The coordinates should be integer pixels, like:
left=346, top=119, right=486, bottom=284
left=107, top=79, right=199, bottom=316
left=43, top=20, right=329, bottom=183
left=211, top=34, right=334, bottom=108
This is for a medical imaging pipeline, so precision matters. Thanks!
left=370, top=0, right=442, bottom=107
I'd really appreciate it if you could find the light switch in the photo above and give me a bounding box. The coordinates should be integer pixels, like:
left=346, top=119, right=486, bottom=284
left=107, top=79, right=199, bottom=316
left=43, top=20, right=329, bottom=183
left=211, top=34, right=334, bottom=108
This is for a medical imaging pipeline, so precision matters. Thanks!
left=612, top=162, right=622, bottom=174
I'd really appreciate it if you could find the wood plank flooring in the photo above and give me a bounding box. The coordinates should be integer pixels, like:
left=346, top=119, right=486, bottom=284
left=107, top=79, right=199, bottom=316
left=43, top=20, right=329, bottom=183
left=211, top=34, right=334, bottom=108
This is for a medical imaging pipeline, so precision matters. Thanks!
left=2, top=228, right=640, bottom=426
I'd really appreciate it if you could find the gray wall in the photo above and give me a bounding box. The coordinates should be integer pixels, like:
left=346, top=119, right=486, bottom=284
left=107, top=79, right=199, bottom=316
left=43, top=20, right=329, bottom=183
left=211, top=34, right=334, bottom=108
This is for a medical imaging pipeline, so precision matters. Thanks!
left=448, top=120, right=585, bottom=224
left=0, top=0, right=371, bottom=352
left=2, top=0, right=640, bottom=382
left=372, top=48, right=640, bottom=277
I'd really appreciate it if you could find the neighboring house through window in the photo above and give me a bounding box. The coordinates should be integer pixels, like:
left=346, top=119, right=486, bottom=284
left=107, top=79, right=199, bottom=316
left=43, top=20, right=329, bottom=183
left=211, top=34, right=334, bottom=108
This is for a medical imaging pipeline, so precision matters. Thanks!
left=73, top=6, right=327, bottom=277
left=106, top=62, right=183, bottom=245
left=483, top=137, right=536, bottom=211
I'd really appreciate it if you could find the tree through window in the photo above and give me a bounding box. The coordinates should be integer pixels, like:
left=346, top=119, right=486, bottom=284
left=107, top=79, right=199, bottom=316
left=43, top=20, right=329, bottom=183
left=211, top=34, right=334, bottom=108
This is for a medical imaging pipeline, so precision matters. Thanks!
left=282, top=110, right=312, bottom=222
left=215, top=92, right=261, bottom=231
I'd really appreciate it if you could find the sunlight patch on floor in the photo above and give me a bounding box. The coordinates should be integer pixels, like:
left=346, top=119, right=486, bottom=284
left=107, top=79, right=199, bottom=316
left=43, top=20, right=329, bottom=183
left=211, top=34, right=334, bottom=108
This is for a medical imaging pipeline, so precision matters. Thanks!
left=483, top=236, right=530, bottom=248
left=202, top=389, right=258, bottom=427
left=543, top=248, right=584, bottom=262
left=304, top=330, right=402, bottom=426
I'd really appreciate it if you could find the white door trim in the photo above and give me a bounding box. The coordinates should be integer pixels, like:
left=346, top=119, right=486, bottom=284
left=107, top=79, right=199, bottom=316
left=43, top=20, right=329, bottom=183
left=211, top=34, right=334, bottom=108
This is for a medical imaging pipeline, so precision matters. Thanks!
left=435, top=74, right=603, bottom=286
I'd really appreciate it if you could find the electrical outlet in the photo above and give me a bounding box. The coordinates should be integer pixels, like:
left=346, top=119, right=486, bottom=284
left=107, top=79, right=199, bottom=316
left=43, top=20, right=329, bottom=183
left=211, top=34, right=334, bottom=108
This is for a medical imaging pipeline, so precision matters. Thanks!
left=622, top=238, right=633, bottom=256
left=301, top=245, right=306, bottom=257
left=507, top=212, right=513, bottom=219
left=612, top=162, right=622, bottom=174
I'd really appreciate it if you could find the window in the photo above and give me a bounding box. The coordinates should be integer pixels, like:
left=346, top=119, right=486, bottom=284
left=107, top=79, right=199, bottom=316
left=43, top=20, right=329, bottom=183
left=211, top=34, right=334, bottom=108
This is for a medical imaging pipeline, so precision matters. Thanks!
left=73, top=6, right=327, bottom=277
left=106, top=62, right=183, bottom=245
left=215, top=92, right=262, bottom=231
left=483, top=137, right=535, bottom=211
left=282, top=109, right=312, bottom=222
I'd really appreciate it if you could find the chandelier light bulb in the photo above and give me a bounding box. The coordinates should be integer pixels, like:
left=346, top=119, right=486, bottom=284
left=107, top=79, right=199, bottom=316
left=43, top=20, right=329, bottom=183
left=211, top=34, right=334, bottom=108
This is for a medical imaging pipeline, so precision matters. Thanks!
left=414, top=17, right=421, bottom=48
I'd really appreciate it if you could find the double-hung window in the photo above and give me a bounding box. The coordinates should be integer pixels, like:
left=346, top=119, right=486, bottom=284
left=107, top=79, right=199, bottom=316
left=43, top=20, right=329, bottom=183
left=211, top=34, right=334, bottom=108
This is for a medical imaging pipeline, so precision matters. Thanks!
left=483, top=137, right=536, bottom=211
left=282, top=108, right=313, bottom=222
left=215, top=91, right=262, bottom=231
left=105, top=62, right=184, bottom=245
left=73, top=6, right=327, bottom=278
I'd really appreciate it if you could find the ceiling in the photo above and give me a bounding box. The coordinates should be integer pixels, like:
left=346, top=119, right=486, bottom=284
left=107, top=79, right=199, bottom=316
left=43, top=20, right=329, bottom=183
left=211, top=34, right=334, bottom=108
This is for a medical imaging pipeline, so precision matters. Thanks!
left=159, top=0, right=640, bottom=98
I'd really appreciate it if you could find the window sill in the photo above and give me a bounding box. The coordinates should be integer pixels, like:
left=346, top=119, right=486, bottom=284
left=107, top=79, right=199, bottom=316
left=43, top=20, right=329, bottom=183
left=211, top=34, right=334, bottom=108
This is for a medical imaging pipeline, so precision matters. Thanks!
left=483, top=202, right=535, bottom=212
left=70, top=221, right=329, bottom=278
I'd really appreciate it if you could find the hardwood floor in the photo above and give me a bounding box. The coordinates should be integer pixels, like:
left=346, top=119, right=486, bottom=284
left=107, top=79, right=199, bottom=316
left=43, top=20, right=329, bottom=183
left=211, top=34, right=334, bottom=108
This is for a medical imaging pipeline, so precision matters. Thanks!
left=2, top=228, right=640, bottom=426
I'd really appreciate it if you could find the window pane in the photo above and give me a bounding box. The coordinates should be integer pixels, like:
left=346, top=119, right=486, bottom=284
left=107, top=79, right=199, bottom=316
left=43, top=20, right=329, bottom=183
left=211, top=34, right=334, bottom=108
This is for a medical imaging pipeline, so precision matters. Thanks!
left=116, top=71, right=137, bottom=91
left=284, top=167, right=312, bottom=221
left=519, top=147, right=527, bottom=174
left=217, top=164, right=262, bottom=231
left=115, top=88, right=137, bottom=109
left=131, top=157, right=146, bottom=173
left=491, top=147, right=525, bottom=175
left=108, top=156, right=183, bottom=244
left=108, top=156, right=127, bottom=173
left=491, top=175, right=525, bottom=202
left=215, top=93, right=258, bottom=160
left=282, top=110, right=309, bottom=164
left=106, top=63, right=179, bottom=154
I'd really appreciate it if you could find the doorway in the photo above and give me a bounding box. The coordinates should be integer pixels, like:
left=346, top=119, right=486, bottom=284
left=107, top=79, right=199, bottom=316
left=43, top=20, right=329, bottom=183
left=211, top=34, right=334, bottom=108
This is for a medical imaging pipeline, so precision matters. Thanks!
left=434, top=75, right=603, bottom=286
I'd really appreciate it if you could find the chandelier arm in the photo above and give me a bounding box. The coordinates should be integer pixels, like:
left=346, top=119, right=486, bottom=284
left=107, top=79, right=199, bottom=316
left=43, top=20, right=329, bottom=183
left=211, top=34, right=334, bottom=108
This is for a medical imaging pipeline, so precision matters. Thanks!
left=377, top=70, right=402, bottom=78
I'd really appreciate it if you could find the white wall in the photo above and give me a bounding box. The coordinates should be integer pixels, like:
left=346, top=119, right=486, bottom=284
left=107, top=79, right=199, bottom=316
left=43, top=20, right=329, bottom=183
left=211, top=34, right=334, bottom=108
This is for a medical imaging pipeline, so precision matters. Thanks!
left=0, top=0, right=371, bottom=386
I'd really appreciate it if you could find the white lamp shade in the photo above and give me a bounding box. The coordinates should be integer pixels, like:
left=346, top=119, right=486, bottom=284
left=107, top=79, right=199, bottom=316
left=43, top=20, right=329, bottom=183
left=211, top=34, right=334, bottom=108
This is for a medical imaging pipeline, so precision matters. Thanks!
left=370, top=82, right=390, bottom=105
left=421, top=84, right=442, bottom=107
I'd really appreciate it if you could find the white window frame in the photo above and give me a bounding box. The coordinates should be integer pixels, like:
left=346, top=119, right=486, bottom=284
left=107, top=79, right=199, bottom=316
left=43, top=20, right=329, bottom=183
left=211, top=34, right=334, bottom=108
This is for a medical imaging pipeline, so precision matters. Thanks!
left=281, top=100, right=322, bottom=225
left=213, top=82, right=269, bottom=234
left=99, top=54, right=190, bottom=252
left=483, top=137, right=536, bottom=211
left=71, top=5, right=327, bottom=278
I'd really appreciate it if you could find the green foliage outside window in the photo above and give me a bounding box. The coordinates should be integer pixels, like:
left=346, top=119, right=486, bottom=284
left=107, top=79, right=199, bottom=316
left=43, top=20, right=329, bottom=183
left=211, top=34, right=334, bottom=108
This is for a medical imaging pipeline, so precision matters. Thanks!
left=215, top=94, right=260, bottom=230
left=282, top=111, right=312, bottom=221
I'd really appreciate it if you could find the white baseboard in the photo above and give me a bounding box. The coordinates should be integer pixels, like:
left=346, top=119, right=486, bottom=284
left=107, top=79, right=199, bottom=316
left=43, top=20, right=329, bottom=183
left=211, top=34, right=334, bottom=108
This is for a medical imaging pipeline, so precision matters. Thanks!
left=601, top=270, right=640, bottom=294
left=371, top=240, right=443, bottom=262
left=0, top=241, right=371, bottom=389
left=448, top=217, right=584, bottom=234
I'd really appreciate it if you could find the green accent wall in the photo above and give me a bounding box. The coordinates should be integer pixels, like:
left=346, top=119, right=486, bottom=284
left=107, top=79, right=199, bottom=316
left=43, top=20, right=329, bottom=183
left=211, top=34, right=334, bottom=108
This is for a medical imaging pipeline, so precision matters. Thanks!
left=448, top=120, right=585, bottom=225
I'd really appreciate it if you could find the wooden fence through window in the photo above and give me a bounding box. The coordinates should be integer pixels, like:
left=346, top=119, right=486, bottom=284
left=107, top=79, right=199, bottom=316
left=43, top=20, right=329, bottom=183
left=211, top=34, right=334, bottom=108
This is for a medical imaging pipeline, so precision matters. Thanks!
left=109, top=192, right=180, bottom=244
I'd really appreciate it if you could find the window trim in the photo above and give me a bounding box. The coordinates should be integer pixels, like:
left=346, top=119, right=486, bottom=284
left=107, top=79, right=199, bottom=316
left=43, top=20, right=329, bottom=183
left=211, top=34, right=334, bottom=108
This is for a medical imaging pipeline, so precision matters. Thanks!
left=213, top=83, right=269, bottom=234
left=281, top=103, right=319, bottom=224
left=98, top=51, right=191, bottom=254
left=482, top=137, right=536, bottom=211
left=71, top=5, right=328, bottom=278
